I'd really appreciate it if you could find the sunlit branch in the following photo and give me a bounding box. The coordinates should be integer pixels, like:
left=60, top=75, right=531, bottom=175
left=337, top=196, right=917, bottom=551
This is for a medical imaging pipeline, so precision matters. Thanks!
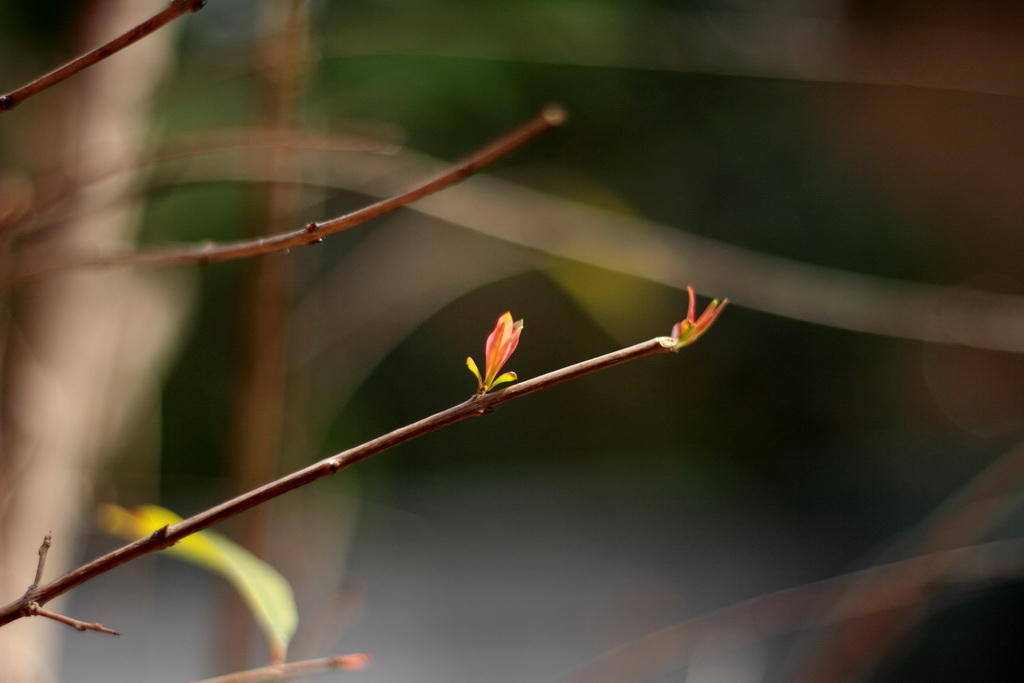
left=193, top=653, right=372, bottom=683
left=0, top=335, right=674, bottom=627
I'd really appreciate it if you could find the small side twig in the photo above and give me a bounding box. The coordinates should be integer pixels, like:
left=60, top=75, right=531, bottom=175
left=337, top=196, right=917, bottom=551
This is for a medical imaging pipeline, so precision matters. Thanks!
left=0, top=335, right=674, bottom=627
left=27, top=603, right=119, bottom=636
left=17, top=532, right=119, bottom=635
left=27, top=532, right=52, bottom=592
left=0, top=0, right=206, bottom=112
left=193, top=653, right=372, bottom=683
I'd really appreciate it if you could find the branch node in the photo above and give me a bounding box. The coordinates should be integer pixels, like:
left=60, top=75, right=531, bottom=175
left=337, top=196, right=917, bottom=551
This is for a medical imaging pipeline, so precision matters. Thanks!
left=304, top=222, right=324, bottom=244
left=0, top=95, right=16, bottom=111
left=150, top=525, right=169, bottom=541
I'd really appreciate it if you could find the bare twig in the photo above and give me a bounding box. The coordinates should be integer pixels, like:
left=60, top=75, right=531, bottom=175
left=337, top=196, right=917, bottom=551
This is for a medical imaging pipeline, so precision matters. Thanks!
left=6, top=106, right=565, bottom=288
left=194, top=653, right=372, bottom=683
left=18, top=532, right=119, bottom=635
left=27, top=532, right=53, bottom=592
left=0, top=335, right=676, bottom=627
left=0, top=0, right=205, bottom=112
left=27, top=603, right=119, bottom=636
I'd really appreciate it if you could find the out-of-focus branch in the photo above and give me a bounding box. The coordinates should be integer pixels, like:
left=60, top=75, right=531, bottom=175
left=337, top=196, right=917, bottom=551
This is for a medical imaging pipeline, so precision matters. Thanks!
left=406, top=167, right=1024, bottom=353
left=5, top=106, right=565, bottom=288
left=324, top=6, right=1024, bottom=99
left=557, top=437, right=1024, bottom=682
left=0, top=335, right=676, bottom=628
left=792, top=438, right=1024, bottom=681
left=220, top=0, right=309, bottom=670
left=0, top=0, right=205, bottom=112
left=554, top=537, right=1024, bottom=683
left=193, top=653, right=371, bottom=683
left=0, top=1, right=191, bottom=678
left=18, top=129, right=1024, bottom=352
left=0, top=128, right=400, bottom=246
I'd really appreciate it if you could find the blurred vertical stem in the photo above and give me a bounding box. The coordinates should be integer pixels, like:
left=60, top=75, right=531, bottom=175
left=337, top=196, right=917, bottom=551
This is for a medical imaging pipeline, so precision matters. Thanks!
left=222, top=0, right=309, bottom=669
left=0, top=1, right=186, bottom=680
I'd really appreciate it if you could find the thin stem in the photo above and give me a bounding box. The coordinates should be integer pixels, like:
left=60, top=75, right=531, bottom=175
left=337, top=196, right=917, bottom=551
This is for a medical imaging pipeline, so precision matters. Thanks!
left=7, top=106, right=565, bottom=288
left=28, top=532, right=53, bottom=591
left=218, top=2, right=309, bottom=670
left=194, top=653, right=371, bottom=683
left=0, top=0, right=205, bottom=112
left=28, top=603, right=119, bottom=636
left=0, top=335, right=674, bottom=627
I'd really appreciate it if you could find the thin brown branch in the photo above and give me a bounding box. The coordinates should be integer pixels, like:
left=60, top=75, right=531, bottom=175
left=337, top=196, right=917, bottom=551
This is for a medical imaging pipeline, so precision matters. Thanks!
left=17, top=534, right=121, bottom=635
left=194, top=653, right=372, bottom=683
left=6, top=106, right=565, bottom=289
left=28, top=603, right=119, bottom=636
left=0, top=335, right=675, bottom=627
left=0, top=0, right=205, bottom=112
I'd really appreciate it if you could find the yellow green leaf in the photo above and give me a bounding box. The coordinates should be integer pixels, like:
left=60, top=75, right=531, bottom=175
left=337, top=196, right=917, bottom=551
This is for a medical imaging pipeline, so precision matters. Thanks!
left=490, top=371, right=518, bottom=389
left=98, top=504, right=298, bottom=661
left=466, top=356, right=483, bottom=384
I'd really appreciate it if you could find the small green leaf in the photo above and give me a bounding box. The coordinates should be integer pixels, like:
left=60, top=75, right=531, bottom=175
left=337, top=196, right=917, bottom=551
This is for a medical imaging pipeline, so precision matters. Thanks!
left=466, top=356, right=483, bottom=385
left=489, top=371, right=518, bottom=389
left=98, top=504, right=298, bottom=661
